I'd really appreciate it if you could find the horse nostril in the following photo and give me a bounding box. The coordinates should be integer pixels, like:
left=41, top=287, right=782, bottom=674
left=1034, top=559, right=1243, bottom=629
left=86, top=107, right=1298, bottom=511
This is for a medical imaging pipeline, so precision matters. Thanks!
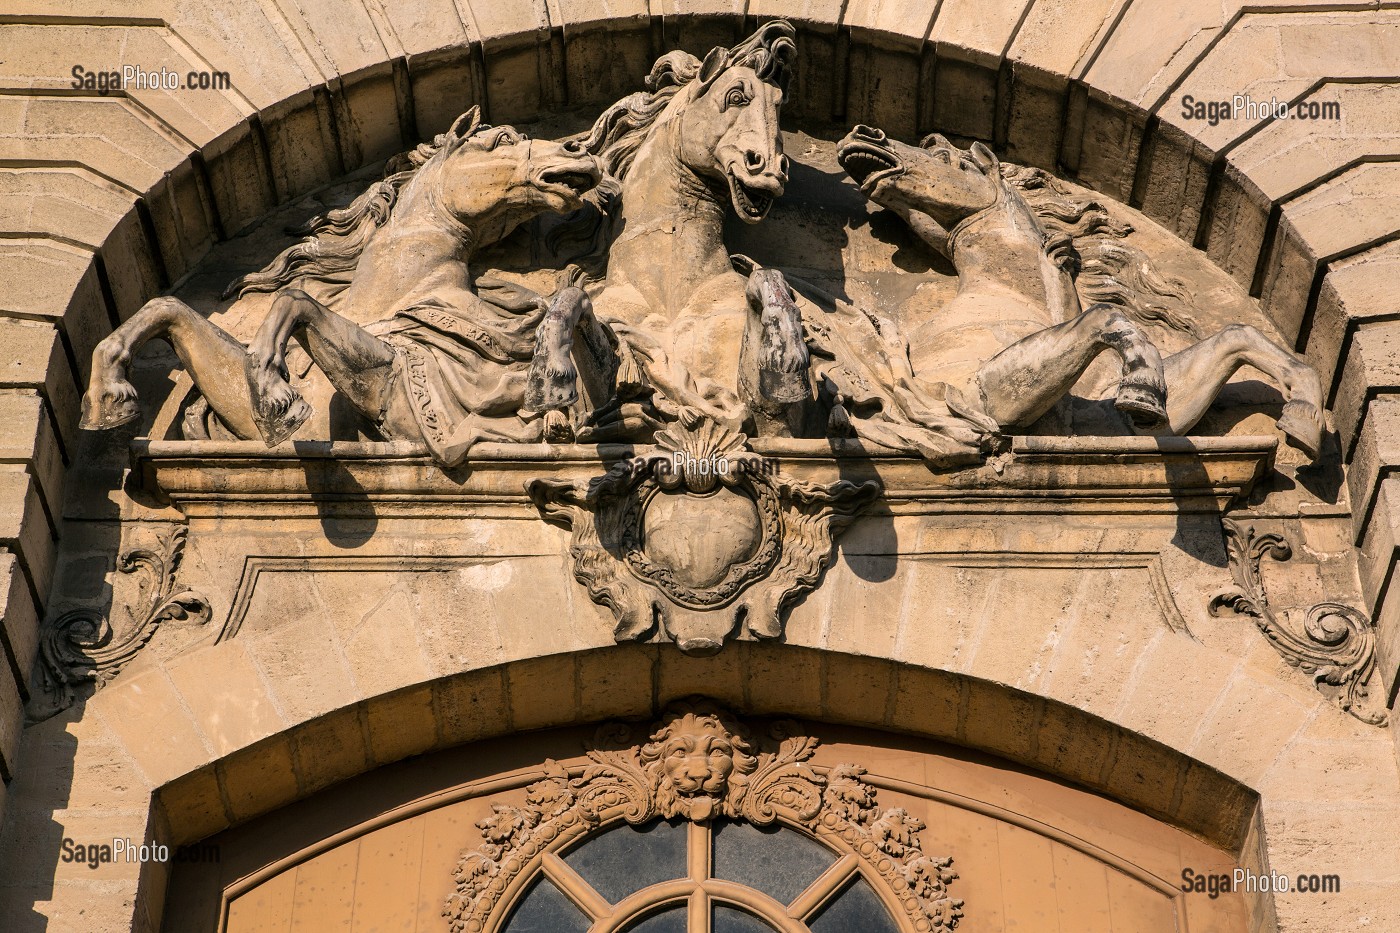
left=854, top=124, right=885, bottom=142
left=561, top=138, right=584, bottom=154
left=745, top=149, right=765, bottom=171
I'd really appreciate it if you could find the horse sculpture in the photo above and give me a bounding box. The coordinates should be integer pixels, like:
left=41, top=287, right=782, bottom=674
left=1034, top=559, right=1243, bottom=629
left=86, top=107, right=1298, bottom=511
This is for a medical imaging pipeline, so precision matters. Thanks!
left=555, top=20, right=813, bottom=439
left=837, top=125, right=1325, bottom=458
left=80, top=109, right=604, bottom=465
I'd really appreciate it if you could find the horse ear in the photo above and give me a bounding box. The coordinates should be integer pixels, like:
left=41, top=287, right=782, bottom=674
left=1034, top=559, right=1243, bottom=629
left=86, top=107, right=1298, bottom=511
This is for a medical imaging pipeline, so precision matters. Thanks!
left=696, top=47, right=727, bottom=91
left=969, top=141, right=1000, bottom=174
left=449, top=106, right=483, bottom=139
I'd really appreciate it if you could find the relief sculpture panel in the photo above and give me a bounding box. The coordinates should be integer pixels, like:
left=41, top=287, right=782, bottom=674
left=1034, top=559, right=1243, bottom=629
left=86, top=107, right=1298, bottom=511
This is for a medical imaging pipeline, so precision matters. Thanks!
left=53, top=21, right=1381, bottom=715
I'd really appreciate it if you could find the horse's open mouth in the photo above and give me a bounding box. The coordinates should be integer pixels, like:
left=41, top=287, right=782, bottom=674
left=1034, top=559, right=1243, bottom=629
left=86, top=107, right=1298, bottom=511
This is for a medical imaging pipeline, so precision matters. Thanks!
left=837, top=141, right=903, bottom=189
left=727, top=169, right=775, bottom=222
left=538, top=166, right=600, bottom=199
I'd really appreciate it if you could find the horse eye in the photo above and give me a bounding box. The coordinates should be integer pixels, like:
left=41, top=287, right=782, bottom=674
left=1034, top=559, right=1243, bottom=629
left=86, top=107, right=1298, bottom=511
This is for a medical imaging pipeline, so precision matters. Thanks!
left=725, top=87, right=749, bottom=108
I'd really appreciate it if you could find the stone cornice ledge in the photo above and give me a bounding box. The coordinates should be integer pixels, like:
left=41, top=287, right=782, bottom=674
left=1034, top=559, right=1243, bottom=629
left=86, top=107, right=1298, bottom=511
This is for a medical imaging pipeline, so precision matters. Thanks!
left=131, top=435, right=1277, bottom=519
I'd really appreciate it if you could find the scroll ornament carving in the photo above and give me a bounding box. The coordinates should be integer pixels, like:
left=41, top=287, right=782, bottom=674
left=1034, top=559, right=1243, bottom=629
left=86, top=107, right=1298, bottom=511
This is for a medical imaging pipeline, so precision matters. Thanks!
left=444, top=701, right=963, bottom=932
left=1210, top=519, right=1387, bottom=726
left=29, top=526, right=211, bottom=721
left=528, top=421, right=880, bottom=653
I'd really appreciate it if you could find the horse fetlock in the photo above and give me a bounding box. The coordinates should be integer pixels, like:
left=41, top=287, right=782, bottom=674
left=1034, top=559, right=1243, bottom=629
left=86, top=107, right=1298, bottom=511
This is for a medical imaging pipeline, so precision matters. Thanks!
left=1278, top=399, right=1324, bottom=460
left=80, top=378, right=142, bottom=431
left=244, top=354, right=311, bottom=446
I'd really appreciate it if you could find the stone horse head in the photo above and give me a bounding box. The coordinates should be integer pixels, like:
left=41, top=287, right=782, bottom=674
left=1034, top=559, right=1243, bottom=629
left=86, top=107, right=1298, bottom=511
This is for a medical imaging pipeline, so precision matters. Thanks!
left=643, top=20, right=797, bottom=223
left=837, top=124, right=1013, bottom=255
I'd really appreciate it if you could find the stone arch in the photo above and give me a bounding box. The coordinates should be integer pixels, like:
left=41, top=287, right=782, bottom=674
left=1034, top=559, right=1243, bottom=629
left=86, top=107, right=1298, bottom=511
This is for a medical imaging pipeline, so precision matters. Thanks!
left=1, top=6, right=1398, bottom=932
left=127, top=644, right=1264, bottom=932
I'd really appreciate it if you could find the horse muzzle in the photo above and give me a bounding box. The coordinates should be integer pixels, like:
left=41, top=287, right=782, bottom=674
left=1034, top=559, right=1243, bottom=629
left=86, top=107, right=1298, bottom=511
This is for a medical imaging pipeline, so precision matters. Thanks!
left=725, top=165, right=784, bottom=222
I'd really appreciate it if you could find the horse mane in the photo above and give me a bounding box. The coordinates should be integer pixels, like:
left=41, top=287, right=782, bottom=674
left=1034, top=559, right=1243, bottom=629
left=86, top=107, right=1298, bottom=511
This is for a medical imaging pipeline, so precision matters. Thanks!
left=1002, top=164, right=1201, bottom=337
left=223, top=108, right=488, bottom=300
left=545, top=21, right=796, bottom=274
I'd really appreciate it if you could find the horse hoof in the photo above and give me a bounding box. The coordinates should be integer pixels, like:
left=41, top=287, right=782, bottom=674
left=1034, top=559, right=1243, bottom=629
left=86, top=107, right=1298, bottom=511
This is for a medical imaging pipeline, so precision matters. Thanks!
left=1278, top=399, right=1323, bottom=460
left=79, top=385, right=142, bottom=431
left=543, top=409, right=574, bottom=443
left=255, top=396, right=312, bottom=447
left=1115, top=382, right=1168, bottom=429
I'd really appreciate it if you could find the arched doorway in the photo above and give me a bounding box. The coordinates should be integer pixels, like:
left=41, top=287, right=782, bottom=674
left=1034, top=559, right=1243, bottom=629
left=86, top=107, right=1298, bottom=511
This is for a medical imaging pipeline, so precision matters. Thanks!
left=165, top=703, right=1251, bottom=932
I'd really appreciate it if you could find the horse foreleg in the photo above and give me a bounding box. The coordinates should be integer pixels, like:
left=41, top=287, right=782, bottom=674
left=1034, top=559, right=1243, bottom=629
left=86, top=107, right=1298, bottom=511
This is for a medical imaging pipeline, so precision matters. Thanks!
left=245, top=288, right=395, bottom=445
left=975, top=303, right=1166, bottom=429
left=82, top=296, right=262, bottom=438
left=741, top=267, right=809, bottom=436
left=525, top=286, right=592, bottom=442
left=1162, top=324, right=1325, bottom=458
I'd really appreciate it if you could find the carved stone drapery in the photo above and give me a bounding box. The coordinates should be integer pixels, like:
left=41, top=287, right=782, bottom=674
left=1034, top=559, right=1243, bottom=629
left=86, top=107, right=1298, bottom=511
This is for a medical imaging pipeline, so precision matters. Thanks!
left=443, top=700, right=962, bottom=932
left=28, top=526, right=212, bottom=722
left=1210, top=519, right=1387, bottom=726
left=529, top=422, right=880, bottom=654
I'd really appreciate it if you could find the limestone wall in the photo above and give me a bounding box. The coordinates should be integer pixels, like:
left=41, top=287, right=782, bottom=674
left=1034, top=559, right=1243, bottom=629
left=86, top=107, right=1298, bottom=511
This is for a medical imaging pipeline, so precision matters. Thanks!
left=0, top=3, right=1398, bottom=931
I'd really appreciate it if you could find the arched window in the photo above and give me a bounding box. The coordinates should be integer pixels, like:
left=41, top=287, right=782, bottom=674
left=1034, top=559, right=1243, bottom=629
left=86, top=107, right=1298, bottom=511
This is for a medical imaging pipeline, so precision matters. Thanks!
left=445, top=702, right=960, bottom=933
left=502, top=818, right=902, bottom=933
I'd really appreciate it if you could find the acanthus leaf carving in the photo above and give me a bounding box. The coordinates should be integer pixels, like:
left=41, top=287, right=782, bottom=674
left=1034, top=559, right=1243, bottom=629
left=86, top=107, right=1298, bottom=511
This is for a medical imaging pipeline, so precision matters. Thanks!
left=29, top=525, right=212, bottom=723
left=444, top=699, right=963, bottom=933
left=1210, top=518, right=1387, bottom=726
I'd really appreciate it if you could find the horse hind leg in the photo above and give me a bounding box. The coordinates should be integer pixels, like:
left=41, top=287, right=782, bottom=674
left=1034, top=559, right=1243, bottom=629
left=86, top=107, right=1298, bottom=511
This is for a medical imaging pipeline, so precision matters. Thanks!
left=82, top=296, right=261, bottom=437
left=1162, top=323, right=1324, bottom=458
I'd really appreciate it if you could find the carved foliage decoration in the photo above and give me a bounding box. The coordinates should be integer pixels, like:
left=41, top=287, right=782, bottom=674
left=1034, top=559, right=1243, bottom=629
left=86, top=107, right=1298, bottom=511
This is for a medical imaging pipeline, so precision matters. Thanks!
left=1210, top=519, right=1387, bottom=726
left=529, top=421, right=880, bottom=654
left=30, top=526, right=211, bottom=721
left=444, top=701, right=962, bottom=932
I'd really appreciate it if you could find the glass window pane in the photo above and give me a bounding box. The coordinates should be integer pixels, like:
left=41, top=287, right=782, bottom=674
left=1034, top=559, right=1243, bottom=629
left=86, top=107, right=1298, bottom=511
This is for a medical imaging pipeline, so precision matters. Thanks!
left=562, top=819, right=688, bottom=904
left=621, top=905, right=688, bottom=932
left=501, top=878, right=589, bottom=933
left=808, top=877, right=900, bottom=933
left=712, top=821, right=835, bottom=907
left=713, top=904, right=781, bottom=932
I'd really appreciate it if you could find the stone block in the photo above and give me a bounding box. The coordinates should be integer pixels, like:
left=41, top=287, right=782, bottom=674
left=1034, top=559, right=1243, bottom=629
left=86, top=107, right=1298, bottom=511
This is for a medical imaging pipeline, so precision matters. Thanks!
left=166, top=643, right=286, bottom=758
left=1347, top=395, right=1400, bottom=542
left=505, top=653, right=579, bottom=732
left=888, top=663, right=962, bottom=744
left=434, top=667, right=509, bottom=748
left=1187, top=672, right=1312, bottom=786
left=1335, top=321, right=1400, bottom=456
left=1307, top=242, right=1400, bottom=394
left=0, top=317, right=79, bottom=452
left=0, top=242, right=109, bottom=385
left=366, top=682, right=438, bottom=766
left=218, top=735, right=300, bottom=824
left=1203, top=164, right=1273, bottom=289
left=290, top=707, right=370, bottom=796
left=743, top=643, right=825, bottom=720
left=657, top=647, right=746, bottom=709
left=0, top=469, right=55, bottom=603
left=155, top=765, right=231, bottom=846
left=576, top=644, right=656, bottom=723
left=0, top=392, right=65, bottom=525
left=821, top=653, right=894, bottom=726
left=0, top=549, right=39, bottom=688
left=95, top=668, right=212, bottom=787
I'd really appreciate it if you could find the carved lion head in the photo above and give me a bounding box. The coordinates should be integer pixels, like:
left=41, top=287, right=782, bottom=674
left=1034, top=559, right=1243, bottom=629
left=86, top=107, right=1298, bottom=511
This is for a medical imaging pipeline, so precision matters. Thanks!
left=639, top=701, right=759, bottom=821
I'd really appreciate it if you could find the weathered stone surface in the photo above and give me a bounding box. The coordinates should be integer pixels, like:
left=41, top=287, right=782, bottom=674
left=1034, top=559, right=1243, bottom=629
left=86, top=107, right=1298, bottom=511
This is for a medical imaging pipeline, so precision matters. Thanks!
left=3, top=7, right=1399, bottom=932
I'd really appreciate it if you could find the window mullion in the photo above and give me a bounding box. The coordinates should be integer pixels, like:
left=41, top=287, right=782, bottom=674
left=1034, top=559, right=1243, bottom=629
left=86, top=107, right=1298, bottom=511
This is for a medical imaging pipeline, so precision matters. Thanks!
left=688, top=821, right=711, bottom=933
left=786, top=853, right=859, bottom=922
